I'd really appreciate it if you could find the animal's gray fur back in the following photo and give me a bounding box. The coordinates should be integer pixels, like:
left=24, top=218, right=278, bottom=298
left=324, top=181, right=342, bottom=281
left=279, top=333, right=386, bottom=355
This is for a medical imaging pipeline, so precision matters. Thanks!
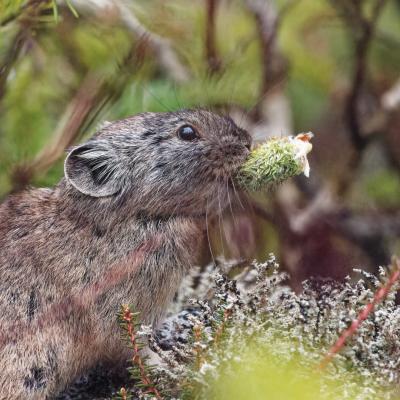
left=0, top=109, right=251, bottom=398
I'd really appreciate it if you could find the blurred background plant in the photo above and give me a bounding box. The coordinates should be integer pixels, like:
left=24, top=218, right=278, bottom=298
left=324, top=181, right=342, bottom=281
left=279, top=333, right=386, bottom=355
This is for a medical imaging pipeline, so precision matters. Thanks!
left=1, top=0, right=400, bottom=285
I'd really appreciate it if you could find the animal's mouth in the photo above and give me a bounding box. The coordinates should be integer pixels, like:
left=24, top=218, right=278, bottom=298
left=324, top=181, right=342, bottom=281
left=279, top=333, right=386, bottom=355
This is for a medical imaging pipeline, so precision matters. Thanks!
left=213, top=149, right=250, bottom=180
left=226, top=153, right=249, bottom=183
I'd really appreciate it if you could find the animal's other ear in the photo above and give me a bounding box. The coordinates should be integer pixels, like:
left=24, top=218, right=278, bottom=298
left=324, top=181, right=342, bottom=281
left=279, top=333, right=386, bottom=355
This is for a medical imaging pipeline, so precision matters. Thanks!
left=64, top=142, right=121, bottom=197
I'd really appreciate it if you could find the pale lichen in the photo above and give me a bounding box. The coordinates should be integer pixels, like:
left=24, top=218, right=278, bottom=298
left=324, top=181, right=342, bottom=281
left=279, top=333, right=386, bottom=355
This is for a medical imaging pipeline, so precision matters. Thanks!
left=60, top=255, right=400, bottom=399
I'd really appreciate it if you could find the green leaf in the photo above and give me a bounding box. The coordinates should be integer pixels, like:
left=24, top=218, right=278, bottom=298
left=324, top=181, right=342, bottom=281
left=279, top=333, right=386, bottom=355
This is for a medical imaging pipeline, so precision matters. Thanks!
left=66, top=0, right=79, bottom=18
left=51, top=0, right=58, bottom=23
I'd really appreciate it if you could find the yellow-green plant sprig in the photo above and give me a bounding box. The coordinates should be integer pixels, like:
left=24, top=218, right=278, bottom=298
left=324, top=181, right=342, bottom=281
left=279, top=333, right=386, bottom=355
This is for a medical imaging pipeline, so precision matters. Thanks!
left=236, top=134, right=313, bottom=192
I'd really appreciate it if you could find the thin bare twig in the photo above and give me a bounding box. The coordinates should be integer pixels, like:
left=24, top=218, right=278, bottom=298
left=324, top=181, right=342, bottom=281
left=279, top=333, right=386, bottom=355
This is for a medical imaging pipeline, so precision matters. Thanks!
left=242, top=0, right=295, bottom=140
left=244, top=0, right=293, bottom=98
left=345, top=0, right=388, bottom=152
left=205, top=0, right=222, bottom=74
left=69, top=0, right=190, bottom=83
left=326, top=0, right=389, bottom=196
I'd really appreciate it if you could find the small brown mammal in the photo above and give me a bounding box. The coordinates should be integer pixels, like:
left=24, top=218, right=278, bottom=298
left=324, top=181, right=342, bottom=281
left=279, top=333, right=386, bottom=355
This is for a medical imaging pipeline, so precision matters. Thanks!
left=0, top=109, right=251, bottom=399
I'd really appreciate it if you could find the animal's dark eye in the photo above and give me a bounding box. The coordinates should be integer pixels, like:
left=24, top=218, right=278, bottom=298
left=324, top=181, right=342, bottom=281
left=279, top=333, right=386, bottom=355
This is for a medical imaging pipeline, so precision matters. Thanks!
left=177, top=125, right=198, bottom=141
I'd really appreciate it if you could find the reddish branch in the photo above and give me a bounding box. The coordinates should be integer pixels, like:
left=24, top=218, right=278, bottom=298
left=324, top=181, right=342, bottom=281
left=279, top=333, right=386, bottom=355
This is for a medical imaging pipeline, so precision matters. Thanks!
left=193, top=324, right=206, bottom=370
left=319, top=257, right=400, bottom=369
left=121, top=305, right=163, bottom=400
left=213, top=307, right=233, bottom=347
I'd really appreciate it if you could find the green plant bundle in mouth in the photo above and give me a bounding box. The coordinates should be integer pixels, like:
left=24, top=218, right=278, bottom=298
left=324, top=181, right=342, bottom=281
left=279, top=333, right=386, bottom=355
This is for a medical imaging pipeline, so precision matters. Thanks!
left=236, top=133, right=314, bottom=192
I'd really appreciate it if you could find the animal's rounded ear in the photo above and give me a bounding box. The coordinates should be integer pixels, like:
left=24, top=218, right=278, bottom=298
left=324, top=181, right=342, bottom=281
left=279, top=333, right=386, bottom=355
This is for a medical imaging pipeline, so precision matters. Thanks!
left=64, top=143, right=121, bottom=197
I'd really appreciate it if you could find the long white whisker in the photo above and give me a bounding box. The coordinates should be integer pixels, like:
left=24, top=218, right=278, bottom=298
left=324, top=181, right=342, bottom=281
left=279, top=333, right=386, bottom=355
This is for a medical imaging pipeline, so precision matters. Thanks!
left=217, top=179, right=225, bottom=257
left=205, top=197, right=216, bottom=266
left=226, top=177, right=237, bottom=228
left=230, top=176, right=245, bottom=210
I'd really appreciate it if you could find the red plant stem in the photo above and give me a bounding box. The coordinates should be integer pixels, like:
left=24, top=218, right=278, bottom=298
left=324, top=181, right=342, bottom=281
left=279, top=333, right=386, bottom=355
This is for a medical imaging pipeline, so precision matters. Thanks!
left=213, top=308, right=232, bottom=348
left=319, top=258, right=400, bottom=369
left=193, top=324, right=204, bottom=370
left=122, top=306, right=163, bottom=400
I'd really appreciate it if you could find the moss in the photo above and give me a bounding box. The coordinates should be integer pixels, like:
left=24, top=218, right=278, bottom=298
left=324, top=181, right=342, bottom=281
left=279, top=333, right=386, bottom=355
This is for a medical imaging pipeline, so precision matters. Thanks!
left=236, top=137, right=306, bottom=192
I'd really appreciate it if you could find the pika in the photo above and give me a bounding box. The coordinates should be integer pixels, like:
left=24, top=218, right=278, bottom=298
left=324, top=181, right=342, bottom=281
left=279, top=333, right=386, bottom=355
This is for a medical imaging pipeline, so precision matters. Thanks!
left=0, top=109, right=251, bottom=399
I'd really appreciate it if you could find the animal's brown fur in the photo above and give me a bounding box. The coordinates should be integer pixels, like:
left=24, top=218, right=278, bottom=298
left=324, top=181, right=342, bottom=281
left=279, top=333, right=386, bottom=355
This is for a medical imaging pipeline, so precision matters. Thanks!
left=0, top=109, right=251, bottom=398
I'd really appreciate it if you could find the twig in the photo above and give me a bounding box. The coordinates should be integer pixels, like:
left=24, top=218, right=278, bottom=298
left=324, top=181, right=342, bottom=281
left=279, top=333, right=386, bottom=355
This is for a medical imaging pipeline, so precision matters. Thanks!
left=205, top=0, right=221, bottom=74
left=244, top=0, right=293, bottom=98
left=242, top=0, right=294, bottom=139
left=193, top=324, right=206, bottom=370
left=345, top=0, right=388, bottom=152
left=213, top=307, right=232, bottom=348
left=10, top=73, right=108, bottom=190
left=69, top=0, right=190, bottom=83
left=318, top=256, right=400, bottom=369
left=326, top=0, right=389, bottom=196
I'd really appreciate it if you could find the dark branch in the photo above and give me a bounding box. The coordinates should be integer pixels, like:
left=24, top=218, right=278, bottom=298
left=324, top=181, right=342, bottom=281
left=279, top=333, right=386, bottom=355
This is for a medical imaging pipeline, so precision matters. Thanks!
left=343, top=0, right=388, bottom=152
left=205, top=0, right=222, bottom=74
left=244, top=0, right=295, bottom=119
